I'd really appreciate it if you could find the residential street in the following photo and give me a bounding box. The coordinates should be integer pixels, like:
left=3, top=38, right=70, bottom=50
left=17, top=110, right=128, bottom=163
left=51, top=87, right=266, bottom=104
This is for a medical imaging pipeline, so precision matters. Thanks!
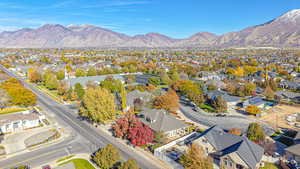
left=179, top=100, right=275, bottom=135
left=0, top=65, right=164, bottom=169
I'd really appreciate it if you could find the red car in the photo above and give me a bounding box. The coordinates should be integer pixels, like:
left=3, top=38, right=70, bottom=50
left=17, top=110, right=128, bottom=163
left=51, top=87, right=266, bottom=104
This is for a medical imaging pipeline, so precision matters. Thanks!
left=42, top=165, right=51, bottom=169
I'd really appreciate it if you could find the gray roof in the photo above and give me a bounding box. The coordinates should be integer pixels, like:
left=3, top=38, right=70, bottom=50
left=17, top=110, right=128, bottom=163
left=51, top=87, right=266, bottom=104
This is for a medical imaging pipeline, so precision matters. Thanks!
left=286, top=144, right=300, bottom=156
left=248, top=96, right=264, bottom=106
left=207, top=90, right=241, bottom=103
left=199, top=126, right=264, bottom=169
left=0, top=111, right=40, bottom=126
left=276, top=90, right=300, bottom=99
left=67, top=74, right=125, bottom=87
left=139, top=108, right=188, bottom=132
left=126, top=90, right=152, bottom=108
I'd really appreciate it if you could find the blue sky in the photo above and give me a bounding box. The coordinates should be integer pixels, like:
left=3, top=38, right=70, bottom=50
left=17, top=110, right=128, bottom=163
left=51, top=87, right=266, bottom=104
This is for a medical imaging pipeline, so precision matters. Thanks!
left=0, top=0, right=299, bottom=38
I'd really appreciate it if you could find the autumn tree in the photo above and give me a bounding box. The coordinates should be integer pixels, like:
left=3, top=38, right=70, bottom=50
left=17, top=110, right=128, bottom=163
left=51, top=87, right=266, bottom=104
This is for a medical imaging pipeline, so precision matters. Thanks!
left=28, top=68, right=42, bottom=83
left=246, top=105, right=261, bottom=115
left=179, top=143, right=213, bottom=169
left=212, top=96, right=227, bottom=113
left=119, top=158, right=139, bottom=169
left=56, top=69, right=65, bottom=80
left=45, top=73, right=59, bottom=90
left=57, top=80, right=69, bottom=96
left=87, top=67, right=97, bottom=76
left=244, top=82, right=256, bottom=96
left=63, top=88, right=78, bottom=101
left=228, top=128, right=242, bottom=136
left=234, top=67, right=244, bottom=77
left=263, top=86, right=275, bottom=100
left=100, top=77, right=124, bottom=93
left=80, top=87, right=116, bottom=123
left=127, top=119, right=154, bottom=146
left=75, top=68, right=86, bottom=77
left=112, top=113, right=154, bottom=146
left=0, top=78, right=36, bottom=106
left=247, top=123, right=265, bottom=143
left=120, top=86, right=127, bottom=111
left=160, top=71, right=171, bottom=84
left=74, top=83, right=85, bottom=100
left=92, top=144, right=121, bottom=169
left=153, top=89, right=179, bottom=112
left=133, top=98, right=144, bottom=112
left=171, top=80, right=204, bottom=106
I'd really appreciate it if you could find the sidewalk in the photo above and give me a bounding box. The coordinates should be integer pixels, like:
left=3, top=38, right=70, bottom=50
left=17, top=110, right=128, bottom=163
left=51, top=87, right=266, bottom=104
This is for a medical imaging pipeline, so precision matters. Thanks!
left=98, top=124, right=172, bottom=169
left=33, top=153, right=99, bottom=169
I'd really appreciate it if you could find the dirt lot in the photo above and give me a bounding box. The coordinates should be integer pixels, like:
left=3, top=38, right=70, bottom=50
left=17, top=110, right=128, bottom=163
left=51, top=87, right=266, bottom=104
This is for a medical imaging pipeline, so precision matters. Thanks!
left=253, top=104, right=300, bottom=129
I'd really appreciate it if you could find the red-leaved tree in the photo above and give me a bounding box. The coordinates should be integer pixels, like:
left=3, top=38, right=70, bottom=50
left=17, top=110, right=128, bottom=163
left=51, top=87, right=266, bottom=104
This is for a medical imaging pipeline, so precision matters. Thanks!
left=127, top=120, right=154, bottom=146
left=112, top=113, right=154, bottom=146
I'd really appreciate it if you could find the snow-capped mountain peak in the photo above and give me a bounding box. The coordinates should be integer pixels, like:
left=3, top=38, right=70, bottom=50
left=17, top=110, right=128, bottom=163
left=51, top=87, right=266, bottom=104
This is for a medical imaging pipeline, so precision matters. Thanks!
left=277, top=9, right=300, bottom=22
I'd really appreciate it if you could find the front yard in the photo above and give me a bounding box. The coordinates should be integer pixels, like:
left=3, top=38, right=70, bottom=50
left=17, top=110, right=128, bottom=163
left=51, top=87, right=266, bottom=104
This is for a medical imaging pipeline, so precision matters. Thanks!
left=259, top=162, right=281, bottom=169
left=59, top=158, right=96, bottom=169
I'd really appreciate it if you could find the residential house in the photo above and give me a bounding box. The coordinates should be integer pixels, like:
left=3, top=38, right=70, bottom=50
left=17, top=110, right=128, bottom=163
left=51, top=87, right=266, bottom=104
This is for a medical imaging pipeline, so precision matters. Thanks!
left=280, top=81, right=300, bottom=91
left=135, top=74, right=160, bottom=85
left=194, top=126, right=264, bottom=169
left=125, top=90, right=152, bottom=111
left=139, top=108, right=189, bottom=138
left=198, top=71, right=222, bottom=81
left=242, top=96, right=265, bottom=108
left=155, top=126, right=264, bottom=169
left=276, top=90, right=300, bottom=103
left=0, top=110, right=44, bottom=134
left=285, top=130, right=300, bottom=163
left=207, top=90, right=242, bottom=108
left=206, top=80, right=226, bottom=90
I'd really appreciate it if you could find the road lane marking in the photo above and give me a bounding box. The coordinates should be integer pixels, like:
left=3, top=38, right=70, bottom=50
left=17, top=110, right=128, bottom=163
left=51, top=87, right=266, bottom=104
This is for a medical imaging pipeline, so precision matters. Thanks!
left=2, top=147, right=66, bottom=169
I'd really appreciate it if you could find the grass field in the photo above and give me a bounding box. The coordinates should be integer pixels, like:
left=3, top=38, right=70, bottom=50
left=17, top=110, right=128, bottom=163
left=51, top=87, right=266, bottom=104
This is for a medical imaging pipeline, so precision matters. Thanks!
left=59, top=158, right=96, bottom=169
left=0, top=108, right=26, bottom=115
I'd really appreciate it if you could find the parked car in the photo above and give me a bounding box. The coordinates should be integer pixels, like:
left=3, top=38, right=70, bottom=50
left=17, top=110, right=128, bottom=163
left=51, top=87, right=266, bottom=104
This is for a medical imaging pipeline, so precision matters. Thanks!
left=42, top=165, right=51, bottom=169
left=216, top=114, right=226, bottom=117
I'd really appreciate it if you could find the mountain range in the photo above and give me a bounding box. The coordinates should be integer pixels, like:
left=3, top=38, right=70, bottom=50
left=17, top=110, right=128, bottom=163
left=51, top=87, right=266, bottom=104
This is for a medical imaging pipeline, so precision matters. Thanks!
left=1, top=9, right=300, bottom=48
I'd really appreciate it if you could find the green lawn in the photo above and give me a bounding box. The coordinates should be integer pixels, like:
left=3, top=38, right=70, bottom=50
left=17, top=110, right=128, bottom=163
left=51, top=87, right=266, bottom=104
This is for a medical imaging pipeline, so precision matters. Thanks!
left=59, top=158, right=96, bottom=169
left=199, top=104, right=215, bottom=112
left=260, top=163, right=281, bottom=169
left=56, top=155, right=75, bottom=163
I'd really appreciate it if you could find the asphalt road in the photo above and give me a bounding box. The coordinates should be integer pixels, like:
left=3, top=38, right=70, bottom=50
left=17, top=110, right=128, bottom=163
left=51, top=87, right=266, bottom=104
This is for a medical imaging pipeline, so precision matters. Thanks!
left=0, top=66, right=163, bottom=169
left=180, top=100, right=275, bottom=135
